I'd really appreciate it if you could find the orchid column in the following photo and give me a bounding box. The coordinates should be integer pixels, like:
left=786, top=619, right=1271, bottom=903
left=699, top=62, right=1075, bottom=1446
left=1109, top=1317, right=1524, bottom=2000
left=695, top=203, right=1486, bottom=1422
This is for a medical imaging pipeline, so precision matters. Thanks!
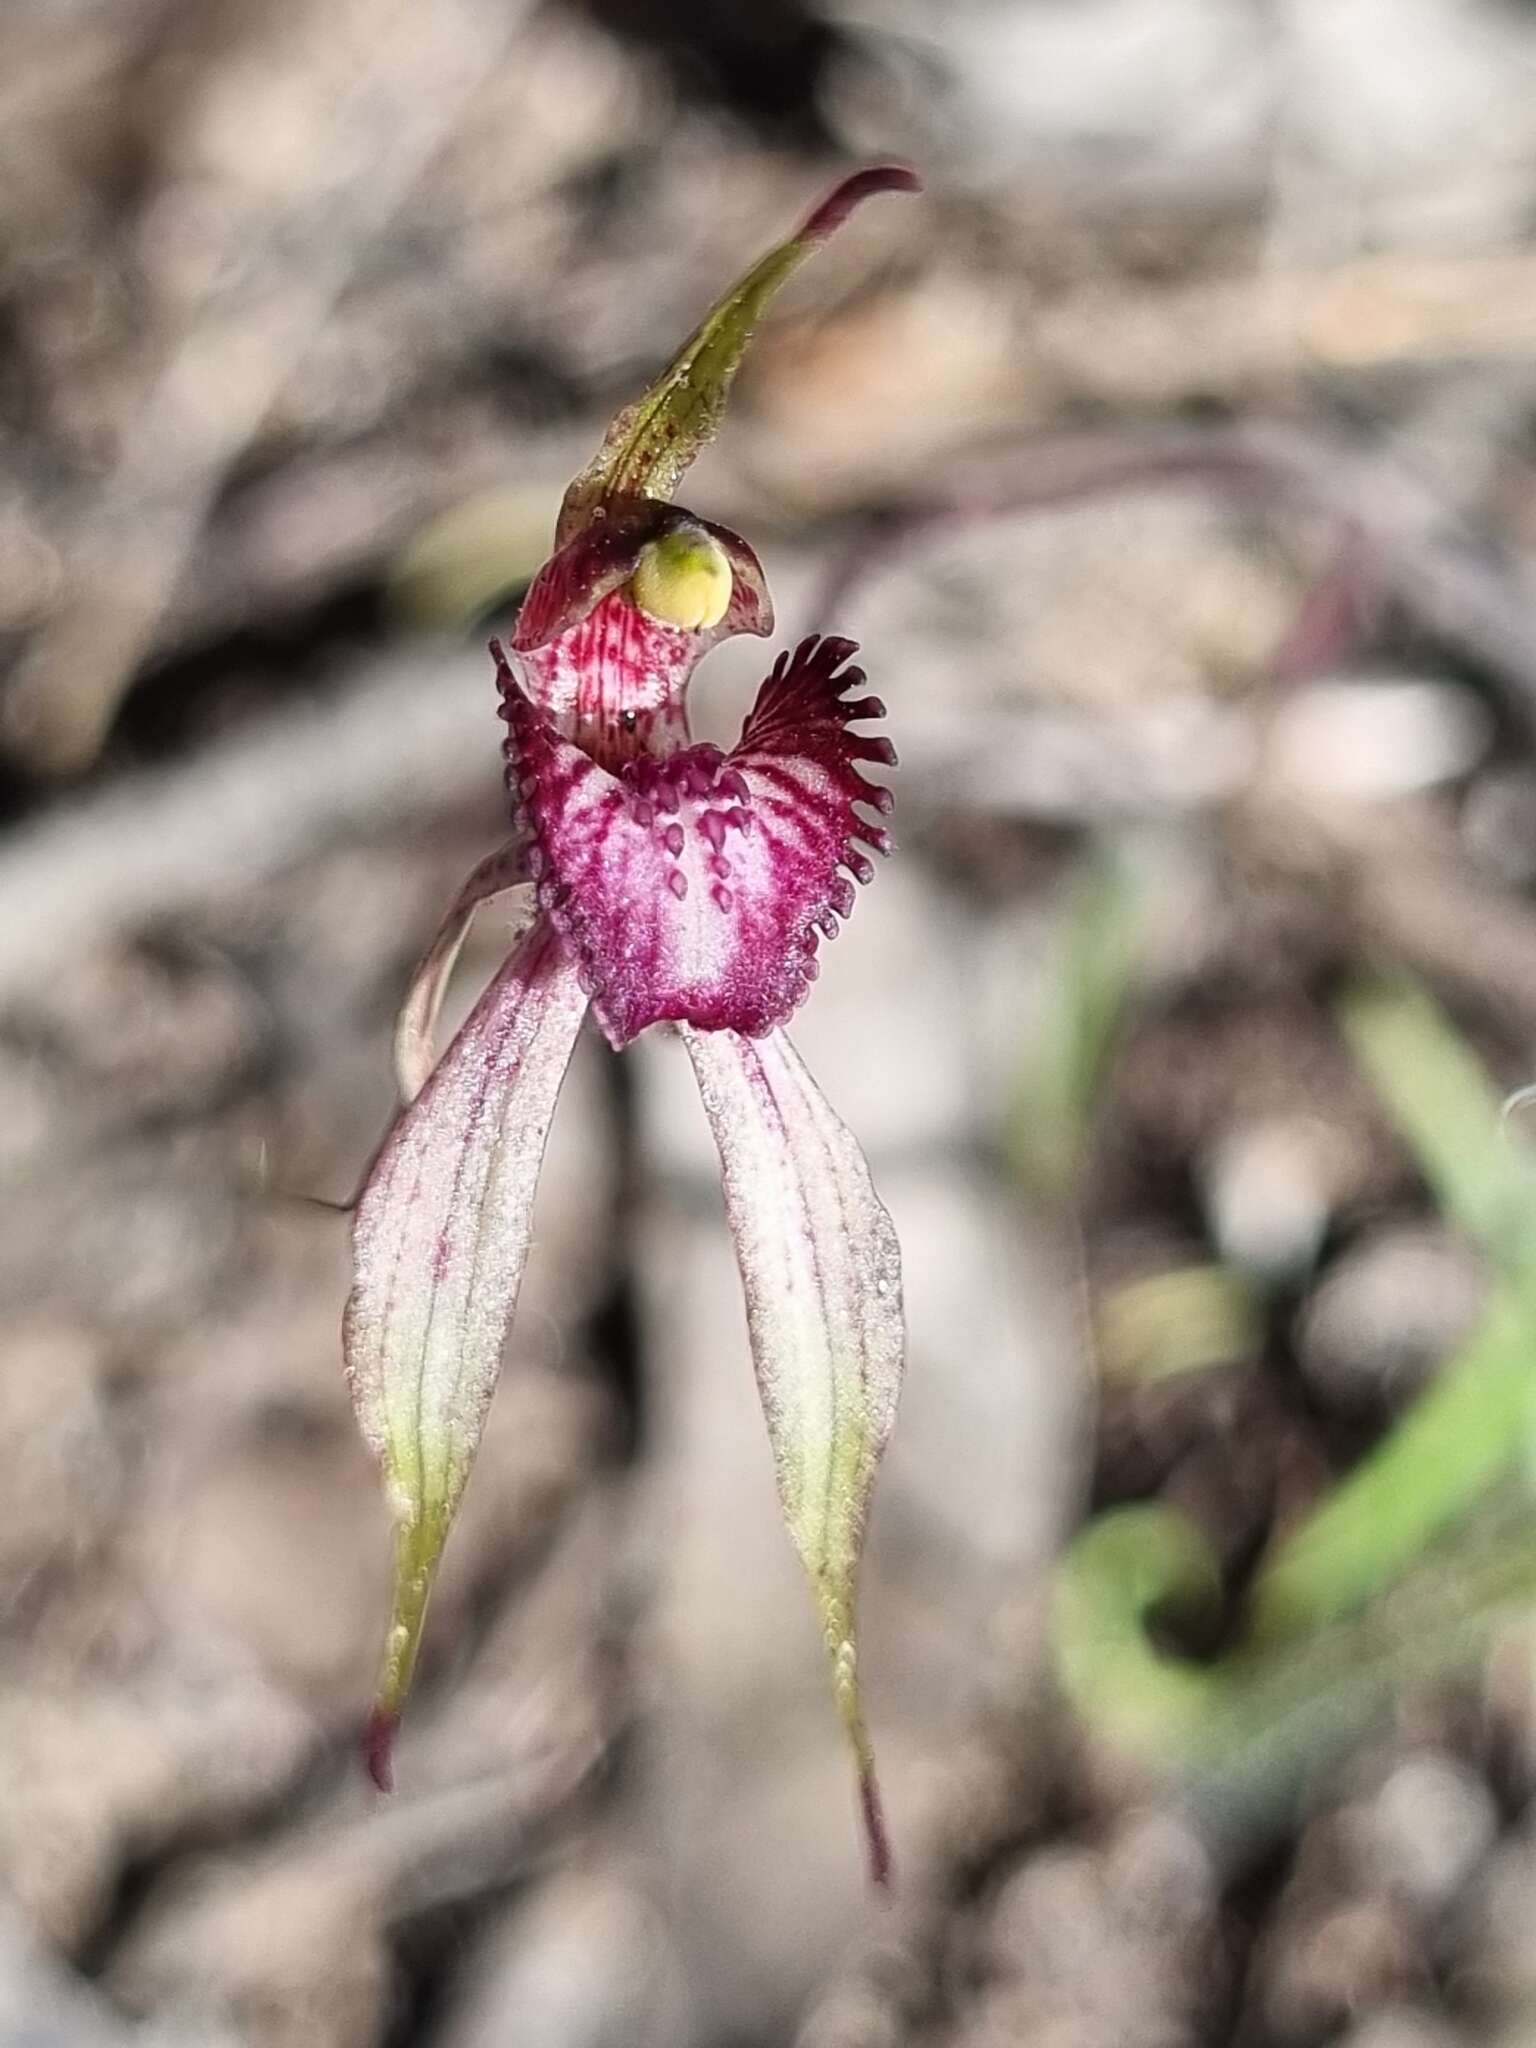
left=343, top=166, right=920, bottom=1883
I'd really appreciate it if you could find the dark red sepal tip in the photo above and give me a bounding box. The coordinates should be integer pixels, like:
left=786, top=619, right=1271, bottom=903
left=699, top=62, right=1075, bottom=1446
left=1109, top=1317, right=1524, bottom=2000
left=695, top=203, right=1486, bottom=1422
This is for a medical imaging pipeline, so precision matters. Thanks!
left=860, top=1761, right=894, bottom=1891
left=801, top=165, right=923, bottom=245
left=363, top=1707, right=398, bottom=1793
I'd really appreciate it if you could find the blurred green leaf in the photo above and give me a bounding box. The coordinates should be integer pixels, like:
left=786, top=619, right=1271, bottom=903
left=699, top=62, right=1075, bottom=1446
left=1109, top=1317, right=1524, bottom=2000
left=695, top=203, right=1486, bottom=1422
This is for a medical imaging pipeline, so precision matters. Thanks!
left=1054, top=1504, right=1220, bottom=1750
left=1056, top=1492, right=1536, bottom=1860
left=1338, top=977, right=1536, bottom=1274
left=1055, top=977, right=1536, bottom=1857
left=1007, top=846, right=1141, bottom=1199
left=1241, top=978, right=1536, bottom=1641
left=1248, top=1287, right=1529, bottom=1640
left=1197, top=1496, right=1536, bottom=1856
left=1096, top=1264, right=1261, bottom=1385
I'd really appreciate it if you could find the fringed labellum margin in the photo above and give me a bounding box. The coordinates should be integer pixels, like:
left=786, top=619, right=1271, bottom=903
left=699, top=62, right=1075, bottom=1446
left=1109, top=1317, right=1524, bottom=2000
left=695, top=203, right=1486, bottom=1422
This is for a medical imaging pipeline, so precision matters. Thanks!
left=342, top=163, right=919, bottom=1882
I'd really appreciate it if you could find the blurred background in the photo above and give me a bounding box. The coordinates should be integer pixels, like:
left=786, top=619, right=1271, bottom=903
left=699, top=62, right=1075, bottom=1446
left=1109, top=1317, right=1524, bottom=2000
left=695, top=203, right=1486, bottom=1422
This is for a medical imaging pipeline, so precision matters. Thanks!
left=13, top=0, right=1536, bottom=2043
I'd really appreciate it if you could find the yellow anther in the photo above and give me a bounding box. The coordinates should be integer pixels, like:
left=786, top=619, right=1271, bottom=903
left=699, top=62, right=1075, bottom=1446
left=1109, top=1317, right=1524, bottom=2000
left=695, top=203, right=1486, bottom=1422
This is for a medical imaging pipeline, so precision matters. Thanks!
left=631, top=526, right=733, bottom=631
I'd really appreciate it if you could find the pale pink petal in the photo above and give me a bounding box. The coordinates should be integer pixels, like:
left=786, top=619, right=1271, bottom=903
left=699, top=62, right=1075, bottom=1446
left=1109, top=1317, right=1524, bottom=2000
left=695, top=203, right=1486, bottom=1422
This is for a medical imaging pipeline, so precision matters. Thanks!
left=345, top=918, right=587, bottom=1778
left=500, top=636, right=894, bottom=1046
left=682, top=1024, right=905, bottom=1885
left=393, top=837, right=532, bottom=1102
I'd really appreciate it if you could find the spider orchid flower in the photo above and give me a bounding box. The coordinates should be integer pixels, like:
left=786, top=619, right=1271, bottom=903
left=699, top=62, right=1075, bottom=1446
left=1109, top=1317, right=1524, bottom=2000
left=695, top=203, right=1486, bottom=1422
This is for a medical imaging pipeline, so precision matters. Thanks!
left=343, top=165, right=919, bottom=1883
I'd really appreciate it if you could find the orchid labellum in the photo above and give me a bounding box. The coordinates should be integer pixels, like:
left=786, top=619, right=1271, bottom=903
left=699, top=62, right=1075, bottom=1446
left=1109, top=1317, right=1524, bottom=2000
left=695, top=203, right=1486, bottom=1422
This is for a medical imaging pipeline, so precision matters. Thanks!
left=343, top=166, right=919, bottom=1883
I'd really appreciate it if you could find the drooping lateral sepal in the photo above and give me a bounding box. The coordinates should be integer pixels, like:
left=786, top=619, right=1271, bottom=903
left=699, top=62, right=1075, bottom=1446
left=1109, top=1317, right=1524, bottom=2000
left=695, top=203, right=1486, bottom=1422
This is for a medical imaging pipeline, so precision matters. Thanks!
left=344, top=919, right=588, bottom=1779
left=498, top=636, right=894, bottom=1045
left=681, top=1024, right=905, bottom=1885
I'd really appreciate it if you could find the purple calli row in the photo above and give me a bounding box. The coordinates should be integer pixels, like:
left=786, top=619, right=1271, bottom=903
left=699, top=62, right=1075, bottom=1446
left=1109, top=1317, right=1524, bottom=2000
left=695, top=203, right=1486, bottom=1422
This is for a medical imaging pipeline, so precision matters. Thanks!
left=342, top=165, right=919, bottom=1884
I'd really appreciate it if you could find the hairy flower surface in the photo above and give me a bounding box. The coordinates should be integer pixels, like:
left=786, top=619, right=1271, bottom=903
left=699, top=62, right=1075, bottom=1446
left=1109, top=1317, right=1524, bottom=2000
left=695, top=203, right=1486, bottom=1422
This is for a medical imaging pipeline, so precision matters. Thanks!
left=343, top=165, right=919, bottom=1883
